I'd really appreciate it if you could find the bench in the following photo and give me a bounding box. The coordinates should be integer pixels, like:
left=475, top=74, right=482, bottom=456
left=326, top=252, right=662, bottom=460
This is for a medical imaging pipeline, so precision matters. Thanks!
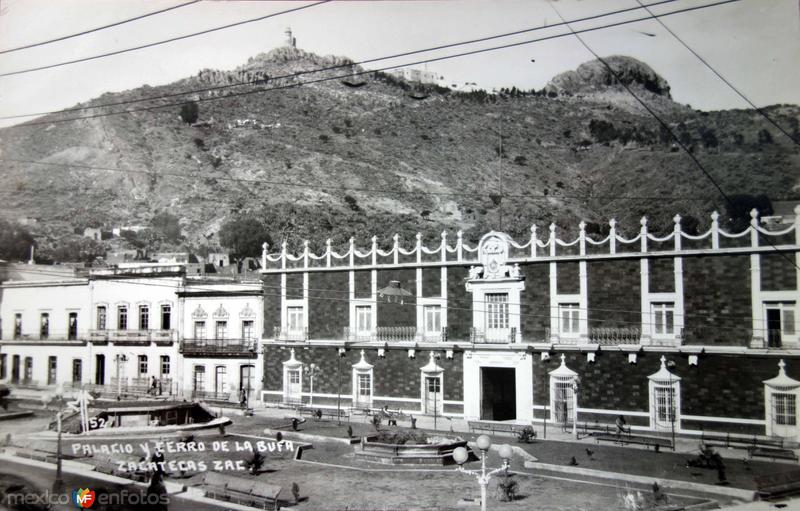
left=202, top=471, right=282, bottom=510
left=298, top=407, right=349, bottom=421
left=701, top=431, right=793, bottom=451
left=748, top=446, right=799, bottom=462
left=595, top=433, right=673, bottom=450
left=194, top=391, right=231, bottom=404
left=755, top=470, right=800, bottom=500
left=467, top=421, right=528, bottom=436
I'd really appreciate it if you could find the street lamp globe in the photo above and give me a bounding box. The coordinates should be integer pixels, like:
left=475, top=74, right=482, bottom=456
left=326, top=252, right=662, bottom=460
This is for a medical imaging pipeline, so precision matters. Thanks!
left=498, top=444, right=513, bottom=461
left=452, top=446, right=469, bottom=465
left=476, top=434, right=491, bottom=452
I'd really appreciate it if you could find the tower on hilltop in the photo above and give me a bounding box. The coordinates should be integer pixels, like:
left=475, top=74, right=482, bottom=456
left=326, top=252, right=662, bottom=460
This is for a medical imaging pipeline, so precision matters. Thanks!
left=284, top=27, right=296, bottom=48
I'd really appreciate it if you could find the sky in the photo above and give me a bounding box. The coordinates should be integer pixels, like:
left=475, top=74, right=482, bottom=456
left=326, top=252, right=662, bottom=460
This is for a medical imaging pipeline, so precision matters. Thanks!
left=0, top=0, right=798, bottom=128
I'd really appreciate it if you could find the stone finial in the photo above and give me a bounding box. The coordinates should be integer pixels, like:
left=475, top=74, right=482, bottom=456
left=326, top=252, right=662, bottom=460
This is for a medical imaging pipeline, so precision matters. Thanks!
left=416, top=232, right=422, bottom=241
left=349, top=237, right=355, bottom=245
left=371, top=235, right=377, bottom=243
left=609, top=219, right=616, bottom=228
left=530, top=224, right=537, bottom=234
left=457, top=230, right=463, bottom=240
left=579, top=221, right=586, bottom=231
left=710, top=211, right=719, bottom=222
left=262, top=242, right=269, bottom=251
left=640, top=216, right=648, bottom=227
left=303, top=240, right=309, bottom=248
left=750, top=208, right=759, bottom=219
left=794, top=205, right=800, bottom=216
left=281, top=240, right=288, bottom=250
left=779, top=358, right=787, bottom=374
left=549, top=223, right=556, bottom=233
left=660, top=355, right=667, bottom=368
left=441, top=231, right=447, bottom=239
left=560, top=353, right=566, bottom=364
left=673, top=214, right=682, bottom=225
left=326, top=238, right=332, bottom=247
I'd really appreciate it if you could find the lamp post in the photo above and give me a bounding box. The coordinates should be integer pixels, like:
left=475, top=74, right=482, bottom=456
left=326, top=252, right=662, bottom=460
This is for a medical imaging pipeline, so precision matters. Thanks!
left=336, top=349, right=343, bottom=425
left=571, top=375, right=581, bottom=440
left=52, top=411, right=64, bottom=492
left=306, top=363, right=321, bottom=407
left=452, top=435, right=513, bottom=511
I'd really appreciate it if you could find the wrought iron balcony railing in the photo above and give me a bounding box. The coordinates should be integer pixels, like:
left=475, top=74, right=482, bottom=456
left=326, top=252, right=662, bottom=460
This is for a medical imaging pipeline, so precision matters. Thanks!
left=470, top=327, right=518, bottom=344
left=342, top=326, right=448, bottom=343
left=180, top=338, right=258, bottom=356
left=89, top=329, right=176, bottom=343
left=273, top=327, right=309, bottom=342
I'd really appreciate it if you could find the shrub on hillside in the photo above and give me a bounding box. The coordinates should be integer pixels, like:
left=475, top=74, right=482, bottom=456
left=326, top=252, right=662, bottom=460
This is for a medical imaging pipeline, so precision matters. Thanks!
left=179, top=101, right=199, bottom=124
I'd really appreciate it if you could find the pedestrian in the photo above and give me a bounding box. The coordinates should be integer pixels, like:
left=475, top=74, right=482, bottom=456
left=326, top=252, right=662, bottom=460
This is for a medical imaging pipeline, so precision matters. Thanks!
left=239, top=387, right=247, bottom=409
left=150, top=376, right=157, bottom=396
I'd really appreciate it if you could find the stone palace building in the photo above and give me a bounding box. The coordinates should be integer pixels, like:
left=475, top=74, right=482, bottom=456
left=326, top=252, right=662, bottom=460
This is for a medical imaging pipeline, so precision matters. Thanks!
left=1, top=208, right=799, bottom=439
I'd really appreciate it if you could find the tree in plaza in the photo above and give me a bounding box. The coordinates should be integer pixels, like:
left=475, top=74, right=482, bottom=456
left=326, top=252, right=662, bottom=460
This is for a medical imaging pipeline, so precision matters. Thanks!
left=219, top=216, right=273, bottom=260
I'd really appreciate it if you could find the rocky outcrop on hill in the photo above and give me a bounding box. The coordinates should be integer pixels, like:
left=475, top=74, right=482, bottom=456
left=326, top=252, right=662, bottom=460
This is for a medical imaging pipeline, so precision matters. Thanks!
left=546, top=56, right=671, bottom=97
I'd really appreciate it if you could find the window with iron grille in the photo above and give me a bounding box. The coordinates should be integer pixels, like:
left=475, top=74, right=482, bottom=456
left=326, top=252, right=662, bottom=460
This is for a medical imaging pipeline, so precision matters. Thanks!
left=486, top=293, right=509, bottom=329
left=766, top=302, right=796, bottom=348
left=773, top=393, right=797, bottom=426
left=652, top=303, right=675, bottom=335
left=72, top=359, right=82, bottom=384
left=23, top=357, right=33, bottom=382
left=138, top=355, right=148, bottom=377
left=193, top=365, right=205, bottom=391
left=139, top=305, right=149, bottom=330
left=654, top=386, right=675, bottom=423
left=559, top=304, right=580, bottom=334
left=552, top=378, right=574, bottom=424
left=160, top=355, right=170, bottom=376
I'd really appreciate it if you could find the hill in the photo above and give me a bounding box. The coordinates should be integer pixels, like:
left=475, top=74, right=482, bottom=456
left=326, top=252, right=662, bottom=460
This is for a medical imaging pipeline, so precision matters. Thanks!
left=0, top=49, right=798, bottom=258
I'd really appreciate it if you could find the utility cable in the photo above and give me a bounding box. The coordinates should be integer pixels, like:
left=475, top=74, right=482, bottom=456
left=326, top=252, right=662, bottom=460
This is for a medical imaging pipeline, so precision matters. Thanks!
left=0, top=1, right=201, bottom=55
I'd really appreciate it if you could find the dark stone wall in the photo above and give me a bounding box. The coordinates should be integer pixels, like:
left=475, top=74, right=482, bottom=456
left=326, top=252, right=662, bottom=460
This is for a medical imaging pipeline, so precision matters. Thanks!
left=285, top=273, right=303, bottom=299
left=649, top=257, right=675, bottom=293
left=308, top=271, right=349, bottom=339
left=422, top=268, right=441, bottom=298
left=556, top=262, right=580, bottom=294
left=520, top=262, right=549, bottom=341
left=682, top=255, right=751, bottom=345
left=761, top=252, right=797, bottom=291
left=447, top=266, right=472, bottom=342
left=354, top=270, right=371, bottom=298
left=678, top=354, right=795, bottom=419
left=262, top=274, right=281, bottom=336
left=261, top=345, right=463, bottom=402
left=377, top=269, right=416, bottom=327
left=587, top=259, right=641, bottom=330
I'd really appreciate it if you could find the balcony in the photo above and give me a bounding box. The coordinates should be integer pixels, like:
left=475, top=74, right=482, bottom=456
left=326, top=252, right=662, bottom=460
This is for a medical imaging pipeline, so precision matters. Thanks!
left=470, top=328, right=519, bottom=344
left=180, top=338, right=258, bottom=358
left=343, top=326, right=448, bottom=343
left=89, top=329, right=176, bottom=345
left=273, top=327, right=309, bottom=342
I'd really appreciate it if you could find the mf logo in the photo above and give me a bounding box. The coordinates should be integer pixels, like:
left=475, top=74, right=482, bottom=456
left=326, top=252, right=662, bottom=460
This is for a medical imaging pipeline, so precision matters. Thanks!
left=72, top=488, right=95, bottom=508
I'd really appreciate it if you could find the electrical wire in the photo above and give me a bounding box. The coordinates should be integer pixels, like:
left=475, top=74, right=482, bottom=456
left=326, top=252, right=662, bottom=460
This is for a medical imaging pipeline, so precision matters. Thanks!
left=546, top=0, right=800, bottom=274
left=0, top=1, right=330, bottom=78
left=634, top=0, right=799, bottom=146
left=0, top=0, right=741, bottom=127
left=0, top=1, right=201, bottom=55
left=0, top=0, right=685, bottom=121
